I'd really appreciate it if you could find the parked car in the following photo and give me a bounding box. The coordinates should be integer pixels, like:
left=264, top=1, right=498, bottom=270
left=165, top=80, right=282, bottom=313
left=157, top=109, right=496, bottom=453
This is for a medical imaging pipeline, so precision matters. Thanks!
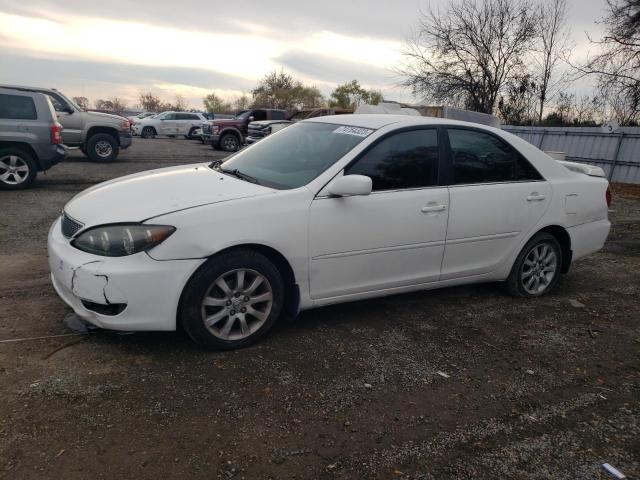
left=133, top=111, right=207, bottom=139
left=0, top=87, right=66, bottom=189
left=246, top=107, right=353, bottom=144
left=202, top=108, right=288, bottom=151
left=0, top=85, right=132, bottom=162
left=48, top=115, right=611, bottom=350
left=127, top=112, right=156, bottom=125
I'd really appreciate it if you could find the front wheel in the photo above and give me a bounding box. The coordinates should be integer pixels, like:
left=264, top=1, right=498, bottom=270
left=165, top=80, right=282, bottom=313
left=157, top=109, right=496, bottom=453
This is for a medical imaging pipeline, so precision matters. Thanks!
left=141, top=127, right=156, bottom=139
left=0, top=148, right=37, bottom=190
left=219, top=133, right=240, bottom=152
left=180, top=250, right=284, bottom=350
left=87, top=133, right=118, bottom=162
left=505, top=232, right=562, bottom=297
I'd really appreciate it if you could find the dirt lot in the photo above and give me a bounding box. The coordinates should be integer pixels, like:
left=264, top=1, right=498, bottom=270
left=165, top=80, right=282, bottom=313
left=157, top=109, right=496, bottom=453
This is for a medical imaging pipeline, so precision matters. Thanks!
left=1, top=138, right=639, bottom=479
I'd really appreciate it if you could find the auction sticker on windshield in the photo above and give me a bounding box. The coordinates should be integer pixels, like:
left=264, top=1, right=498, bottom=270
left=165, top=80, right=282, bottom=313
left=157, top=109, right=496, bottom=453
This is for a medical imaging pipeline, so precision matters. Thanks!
left=333, top=126, right=374, bottom=137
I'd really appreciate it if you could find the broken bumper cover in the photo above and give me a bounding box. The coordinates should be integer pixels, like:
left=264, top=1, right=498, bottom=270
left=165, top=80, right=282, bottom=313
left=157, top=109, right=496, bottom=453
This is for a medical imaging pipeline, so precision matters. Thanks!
left=47, top=217, right=203, bottom=331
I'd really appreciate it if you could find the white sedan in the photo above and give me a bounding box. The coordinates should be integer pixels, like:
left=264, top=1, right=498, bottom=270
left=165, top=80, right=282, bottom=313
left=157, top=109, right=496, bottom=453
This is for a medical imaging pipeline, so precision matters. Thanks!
left=48, top=115, right=611, bottom=349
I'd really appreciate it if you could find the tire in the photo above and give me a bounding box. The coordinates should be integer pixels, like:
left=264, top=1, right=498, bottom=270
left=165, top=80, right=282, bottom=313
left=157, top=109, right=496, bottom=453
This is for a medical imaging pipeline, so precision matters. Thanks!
left=505, top=232, right=562, bottom=297
left=219, top=133, right=240, bottom=152
left=180, top=250, right=285, bottom=350
left=0, top=148, right=37, bottom=190
left=141, top=127, right=156, bottom=139
left=87, top=133, right=118, bottom=162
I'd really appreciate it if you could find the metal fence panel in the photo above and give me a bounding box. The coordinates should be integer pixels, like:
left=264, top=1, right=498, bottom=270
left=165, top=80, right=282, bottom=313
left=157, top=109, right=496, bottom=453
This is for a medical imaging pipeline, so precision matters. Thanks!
left=503, top=126, right=640, bottom=184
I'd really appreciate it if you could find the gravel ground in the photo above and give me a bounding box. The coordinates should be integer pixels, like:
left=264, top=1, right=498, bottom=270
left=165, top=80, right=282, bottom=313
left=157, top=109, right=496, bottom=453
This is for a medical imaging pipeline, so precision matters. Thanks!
left=0, top=138, right=638, bottom=479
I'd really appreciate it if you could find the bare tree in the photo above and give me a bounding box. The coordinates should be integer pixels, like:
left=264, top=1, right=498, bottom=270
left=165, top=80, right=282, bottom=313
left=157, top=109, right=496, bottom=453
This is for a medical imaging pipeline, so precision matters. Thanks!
left=533, top=0, right=573, bottom=122
left=572, top=0, right=640, bottom=125
left=398, top=0, right=538, bottom=114
left=72, top=96, right=90, bottom=110
left=173, top=95, right=189, bottom=112
left=138, top=92, right=163, bottom=112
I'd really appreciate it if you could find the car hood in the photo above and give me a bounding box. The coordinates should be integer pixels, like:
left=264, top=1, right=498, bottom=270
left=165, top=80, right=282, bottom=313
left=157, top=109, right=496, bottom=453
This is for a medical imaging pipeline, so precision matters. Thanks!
left=64, top=164, right=274, bottom=227
left=85, top=111, right=128, bottom=122
left=212, top=118, right=241, bottom=126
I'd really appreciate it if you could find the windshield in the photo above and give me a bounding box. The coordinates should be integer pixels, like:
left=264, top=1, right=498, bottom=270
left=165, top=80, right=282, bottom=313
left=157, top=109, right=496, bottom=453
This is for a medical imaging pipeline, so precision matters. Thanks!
left=57, top=91, right=84, bottom=112
left=218, top=122, right=374, bottom=189
left=235, top=110, right=250, bottom=119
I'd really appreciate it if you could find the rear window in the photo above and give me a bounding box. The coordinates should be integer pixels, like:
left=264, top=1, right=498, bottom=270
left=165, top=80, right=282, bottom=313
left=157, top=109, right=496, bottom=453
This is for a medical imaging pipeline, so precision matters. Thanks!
left=0, top=94, right=37, bottom=120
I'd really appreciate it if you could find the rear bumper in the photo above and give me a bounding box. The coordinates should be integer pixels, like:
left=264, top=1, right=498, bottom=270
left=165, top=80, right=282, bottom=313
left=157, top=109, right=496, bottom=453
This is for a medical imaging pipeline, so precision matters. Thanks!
left=119, top=132, right=132, bottom=149
left=39, top=144, right=68, bottom=171
left=568, top=219, right=611, bottom=262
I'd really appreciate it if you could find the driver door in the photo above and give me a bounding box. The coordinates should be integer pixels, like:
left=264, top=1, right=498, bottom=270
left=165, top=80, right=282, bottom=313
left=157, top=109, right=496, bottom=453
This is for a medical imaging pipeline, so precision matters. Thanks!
left=309, top=128, right=449, bottom=300
left=159, top=113, right=177, bottom=134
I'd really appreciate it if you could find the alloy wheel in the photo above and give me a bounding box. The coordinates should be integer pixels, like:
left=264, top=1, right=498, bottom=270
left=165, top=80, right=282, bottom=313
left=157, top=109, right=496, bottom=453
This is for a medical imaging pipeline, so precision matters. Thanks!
left=0, top=155, right=30, bottom=185
left=200, top=268, right=273, bottom=341
left=95, top=140, right=113, bottom=158
left=222, top=136, right=239, bottom=151
left=520, top=242, right=558, bottom=295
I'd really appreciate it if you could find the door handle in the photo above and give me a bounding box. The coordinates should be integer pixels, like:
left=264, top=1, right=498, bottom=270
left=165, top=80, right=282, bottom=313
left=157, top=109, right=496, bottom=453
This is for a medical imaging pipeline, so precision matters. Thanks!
left=421, top=204, right=447, bottom=213
left=526, top=193, right=546, bottom=202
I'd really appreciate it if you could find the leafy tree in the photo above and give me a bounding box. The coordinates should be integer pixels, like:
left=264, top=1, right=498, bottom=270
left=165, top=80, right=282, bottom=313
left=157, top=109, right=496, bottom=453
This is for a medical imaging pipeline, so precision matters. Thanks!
left=72, top=96, right=90, bottom=110
left=328, top=80, right=382, bottom=109
left=252, top=70, right=324, bottom=110
left=203, top=93, right=232, bottom=113
left=398, top=0, right=537, bottom=114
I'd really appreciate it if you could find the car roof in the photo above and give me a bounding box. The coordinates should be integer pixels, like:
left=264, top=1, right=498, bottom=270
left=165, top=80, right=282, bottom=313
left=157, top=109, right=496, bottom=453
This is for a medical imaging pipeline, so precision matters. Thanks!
left=0, top=84, right=56, bottom=93
left=306, top=114, right=501, bottom=132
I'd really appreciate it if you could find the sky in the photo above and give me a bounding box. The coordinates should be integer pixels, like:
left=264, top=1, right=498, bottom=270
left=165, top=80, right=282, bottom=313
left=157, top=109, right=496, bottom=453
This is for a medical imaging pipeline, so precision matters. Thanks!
left=0, top=0, right=610, bottom=110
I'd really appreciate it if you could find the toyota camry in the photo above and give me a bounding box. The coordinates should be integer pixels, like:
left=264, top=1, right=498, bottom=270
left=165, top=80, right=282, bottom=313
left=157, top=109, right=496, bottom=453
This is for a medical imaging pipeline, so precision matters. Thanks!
left=48, top=115, right=611, bottom=349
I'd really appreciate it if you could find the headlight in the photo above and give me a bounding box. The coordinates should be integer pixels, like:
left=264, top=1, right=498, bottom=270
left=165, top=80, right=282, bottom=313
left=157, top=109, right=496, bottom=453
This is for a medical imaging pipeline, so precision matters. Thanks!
left=72, top=224, right=175, bottom=257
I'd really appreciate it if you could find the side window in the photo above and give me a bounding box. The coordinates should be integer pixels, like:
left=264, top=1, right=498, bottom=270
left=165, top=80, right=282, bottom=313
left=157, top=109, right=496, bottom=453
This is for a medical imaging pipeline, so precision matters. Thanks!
left=345, top=129, right=439, bottom=191
left=0, top=94, right=37, bottom=120
left=252, top=110, right=267, bottom=121
left=448, top=129, right=541, bottom=184
left=164, top=113, right=176, bottom=120
left=271, top=111, right=285, bottom=120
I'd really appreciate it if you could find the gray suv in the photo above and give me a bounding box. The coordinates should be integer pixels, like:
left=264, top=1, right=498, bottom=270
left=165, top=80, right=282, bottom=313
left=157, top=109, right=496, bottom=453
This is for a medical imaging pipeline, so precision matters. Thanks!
left=0, top=87, right=67, bottom=189
left=0, top=85, right=132, bottom=162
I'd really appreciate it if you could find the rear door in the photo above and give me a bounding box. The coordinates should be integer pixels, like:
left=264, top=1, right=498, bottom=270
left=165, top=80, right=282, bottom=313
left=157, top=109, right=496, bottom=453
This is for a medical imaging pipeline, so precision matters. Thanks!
left=441, top=127, right=550, bottom=280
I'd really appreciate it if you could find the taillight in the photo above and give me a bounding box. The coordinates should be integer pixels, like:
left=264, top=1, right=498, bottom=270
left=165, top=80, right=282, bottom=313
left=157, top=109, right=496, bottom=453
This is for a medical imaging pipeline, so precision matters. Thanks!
left=606, top=186, right=612, bottom=208
left=50, top=123, right=62, bottom=145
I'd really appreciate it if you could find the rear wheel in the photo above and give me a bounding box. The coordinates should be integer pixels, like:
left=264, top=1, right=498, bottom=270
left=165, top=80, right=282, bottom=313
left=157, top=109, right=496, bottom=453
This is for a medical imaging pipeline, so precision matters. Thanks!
left=141, top=127, right=156, bottom=139
left=186, top=127, right=198, bottom=139
left=0, top=148, right=37, bottom=190
left=87, top=133, right=118, bottom=162
left=180, top=250, right=284, bottom=350
left=505, top=232, right=562, bottom=297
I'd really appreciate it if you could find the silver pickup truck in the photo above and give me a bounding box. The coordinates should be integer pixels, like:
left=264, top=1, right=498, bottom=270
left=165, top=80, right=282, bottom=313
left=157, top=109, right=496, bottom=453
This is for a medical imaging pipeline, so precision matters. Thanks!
left=0, top=85, right=132, bottom=162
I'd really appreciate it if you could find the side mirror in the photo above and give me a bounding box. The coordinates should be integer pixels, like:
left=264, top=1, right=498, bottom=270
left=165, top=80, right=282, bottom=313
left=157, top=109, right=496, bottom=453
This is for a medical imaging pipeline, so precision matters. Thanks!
left=327, top=175, right=372, bottom=197
left=63, top=105, right=74, bottom=114
left=249, top=116, right=255, bottom=122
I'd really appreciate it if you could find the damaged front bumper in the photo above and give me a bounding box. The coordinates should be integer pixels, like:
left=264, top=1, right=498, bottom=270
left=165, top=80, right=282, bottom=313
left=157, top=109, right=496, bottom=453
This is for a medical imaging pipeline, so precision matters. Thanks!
left=47, top=216, right=204, bottom=331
